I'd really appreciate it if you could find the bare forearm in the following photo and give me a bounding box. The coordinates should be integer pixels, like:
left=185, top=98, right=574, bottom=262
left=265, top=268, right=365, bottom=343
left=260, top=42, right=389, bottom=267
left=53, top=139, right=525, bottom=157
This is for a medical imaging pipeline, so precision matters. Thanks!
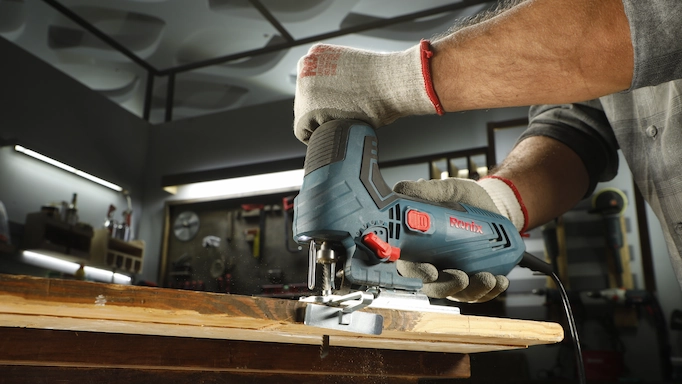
left=492, top=136, right=589, bottom=230
left=432, top=0, right=633, bottom=112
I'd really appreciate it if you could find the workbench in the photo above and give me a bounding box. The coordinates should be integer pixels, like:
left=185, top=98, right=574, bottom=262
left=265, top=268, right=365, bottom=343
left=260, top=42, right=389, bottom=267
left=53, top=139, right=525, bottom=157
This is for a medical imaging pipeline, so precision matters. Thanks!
left=0, top=274, right=563, bottom=383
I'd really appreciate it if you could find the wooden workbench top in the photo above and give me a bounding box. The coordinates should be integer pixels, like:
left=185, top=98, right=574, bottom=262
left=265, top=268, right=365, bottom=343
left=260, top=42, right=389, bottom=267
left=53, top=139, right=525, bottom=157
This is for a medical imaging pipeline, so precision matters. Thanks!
left=0, top=274, right=563, bottom=382
left=0, top=274, right=562, bottom=353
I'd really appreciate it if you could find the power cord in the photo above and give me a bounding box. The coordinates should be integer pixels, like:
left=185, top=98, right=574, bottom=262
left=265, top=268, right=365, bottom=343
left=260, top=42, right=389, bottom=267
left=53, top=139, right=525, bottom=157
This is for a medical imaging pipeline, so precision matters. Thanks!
left=519, top=252, right=586, bottom=384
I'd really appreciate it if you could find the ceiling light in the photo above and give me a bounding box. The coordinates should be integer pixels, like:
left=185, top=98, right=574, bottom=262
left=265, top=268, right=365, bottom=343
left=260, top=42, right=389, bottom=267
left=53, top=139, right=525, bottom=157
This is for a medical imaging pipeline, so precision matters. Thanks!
left=167, top=169, right=304, bottom=200
left=14, top=145, right=123, bottom=192
left=21, top=250, right=132, bottom=284
left=162, top=157, right=305, bottom=198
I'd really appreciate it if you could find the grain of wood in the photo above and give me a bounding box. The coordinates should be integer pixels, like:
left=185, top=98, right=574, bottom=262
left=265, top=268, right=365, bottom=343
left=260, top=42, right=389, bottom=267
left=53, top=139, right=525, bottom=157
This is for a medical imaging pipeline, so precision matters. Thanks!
left=0, top=274, right=562, bottom=353
left=0, top=328, right=470, bottom=379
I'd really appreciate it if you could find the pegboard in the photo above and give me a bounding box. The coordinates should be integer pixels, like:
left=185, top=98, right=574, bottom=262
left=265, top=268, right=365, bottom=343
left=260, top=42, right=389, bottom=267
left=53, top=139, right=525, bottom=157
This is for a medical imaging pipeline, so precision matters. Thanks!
left=159, top=192, right=308, bottom=298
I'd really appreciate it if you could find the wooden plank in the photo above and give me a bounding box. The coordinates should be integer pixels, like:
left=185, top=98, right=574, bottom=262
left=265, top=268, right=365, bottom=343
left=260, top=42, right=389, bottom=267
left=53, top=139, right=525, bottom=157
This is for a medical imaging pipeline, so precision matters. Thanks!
left=0, top=328, right=469, bottom=379
left=0, top=274, right=563, bottom=353
left=0, top=366, right=420, bottom=384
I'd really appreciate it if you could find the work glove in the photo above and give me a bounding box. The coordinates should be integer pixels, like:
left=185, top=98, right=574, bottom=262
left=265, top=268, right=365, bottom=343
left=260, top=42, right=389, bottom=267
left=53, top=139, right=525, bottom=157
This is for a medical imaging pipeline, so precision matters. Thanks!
left=293, top=40, right=445, bottom=143
left=393, top=176, right=527, bottom=303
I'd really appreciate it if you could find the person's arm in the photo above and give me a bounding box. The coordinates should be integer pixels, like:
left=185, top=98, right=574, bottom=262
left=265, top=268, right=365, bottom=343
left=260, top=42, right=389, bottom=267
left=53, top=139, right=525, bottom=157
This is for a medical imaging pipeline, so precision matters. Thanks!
left=395, top=98, right=618, bottom=233
left=491, top=135, right=588, bottom=230
left=392, top=99, right=618, bottom=301
left=432, top=0, right=633, bottom=112
left=392, top=134, right=592, bottom=302
left=293, top=0, right=637, bottom=140
left=493, top=98, right=619, bottom=230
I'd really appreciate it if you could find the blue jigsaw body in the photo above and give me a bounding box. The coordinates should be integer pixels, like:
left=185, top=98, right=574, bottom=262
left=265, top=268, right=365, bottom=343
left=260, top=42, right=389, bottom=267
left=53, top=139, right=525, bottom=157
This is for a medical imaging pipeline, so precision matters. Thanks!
left=293, top=120, right=525, bottom=291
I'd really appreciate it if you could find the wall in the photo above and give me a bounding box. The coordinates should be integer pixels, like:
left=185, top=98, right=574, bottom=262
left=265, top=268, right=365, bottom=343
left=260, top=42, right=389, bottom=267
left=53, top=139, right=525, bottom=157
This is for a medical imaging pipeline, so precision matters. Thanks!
left=376, top=110, right=524, bottom=161
left=0, top=37, right=149, bottom=262
left=0, top=148, right=129, bottom=236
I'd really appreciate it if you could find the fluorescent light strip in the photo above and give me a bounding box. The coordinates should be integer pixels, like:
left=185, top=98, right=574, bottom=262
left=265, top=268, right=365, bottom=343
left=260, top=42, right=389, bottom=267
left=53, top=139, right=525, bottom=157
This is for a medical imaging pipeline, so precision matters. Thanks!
left=15, top=145, right=76, bottom=173
left=174, top=169, right=304, bottom=200
left=75, top=170, right=123, bottom=191
left=14, top=145, right=123, bottom=192
left=21, top=250, right=132, bottom=285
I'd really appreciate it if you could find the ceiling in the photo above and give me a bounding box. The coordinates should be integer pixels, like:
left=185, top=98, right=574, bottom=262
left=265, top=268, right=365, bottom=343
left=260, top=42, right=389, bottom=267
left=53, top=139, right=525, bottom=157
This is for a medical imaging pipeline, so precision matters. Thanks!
left=1, top=0, right=497, bottom=124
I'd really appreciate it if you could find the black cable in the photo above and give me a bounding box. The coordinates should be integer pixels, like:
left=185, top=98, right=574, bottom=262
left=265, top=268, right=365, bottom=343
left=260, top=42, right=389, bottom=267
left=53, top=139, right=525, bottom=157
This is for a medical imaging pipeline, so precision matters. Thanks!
left=519, top=252, right=586, bottom=384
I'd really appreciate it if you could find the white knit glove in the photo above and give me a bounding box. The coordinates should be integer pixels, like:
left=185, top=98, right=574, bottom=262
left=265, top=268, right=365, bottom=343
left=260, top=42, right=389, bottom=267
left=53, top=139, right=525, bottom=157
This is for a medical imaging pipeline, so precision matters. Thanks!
left=293, top=40, right=444, bottom=143
left=393, top=176, right=527, bottom=303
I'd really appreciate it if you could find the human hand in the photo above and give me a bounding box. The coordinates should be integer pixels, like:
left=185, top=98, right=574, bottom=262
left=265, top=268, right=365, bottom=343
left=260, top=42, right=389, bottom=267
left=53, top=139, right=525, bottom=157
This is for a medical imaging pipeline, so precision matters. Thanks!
left=293, top=41, right=444, bottom=143
left=396, top=260, right=509, bottom=303
left=393, top=177, right=526, bottom=302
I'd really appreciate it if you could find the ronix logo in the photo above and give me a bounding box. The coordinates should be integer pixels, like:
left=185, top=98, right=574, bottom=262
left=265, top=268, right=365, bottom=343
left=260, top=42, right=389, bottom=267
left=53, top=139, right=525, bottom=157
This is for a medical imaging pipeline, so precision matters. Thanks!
left=450, top=217, right=484, bottom=234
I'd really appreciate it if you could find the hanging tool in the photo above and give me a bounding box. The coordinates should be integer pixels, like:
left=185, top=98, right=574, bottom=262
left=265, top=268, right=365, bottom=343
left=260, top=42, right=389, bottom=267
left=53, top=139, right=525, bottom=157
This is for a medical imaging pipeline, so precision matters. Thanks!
left=202, top=235, right=226, bottom=279
left=590, top=188, right=628, bottom=287
left=244, top=228, right=261, bottom=258
left=173, top=211, right=200, bottom=242
left=226, top=211, right=235, bottom=244
left=283, top=196, right=303, bottom=253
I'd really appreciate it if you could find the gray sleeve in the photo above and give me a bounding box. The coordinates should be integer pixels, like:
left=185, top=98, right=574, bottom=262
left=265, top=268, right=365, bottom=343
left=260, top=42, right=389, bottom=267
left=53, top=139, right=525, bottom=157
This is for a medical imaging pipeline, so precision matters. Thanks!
left=621, top=0, right=682, bottom=90
left=519, top=100, right=619, bottom=197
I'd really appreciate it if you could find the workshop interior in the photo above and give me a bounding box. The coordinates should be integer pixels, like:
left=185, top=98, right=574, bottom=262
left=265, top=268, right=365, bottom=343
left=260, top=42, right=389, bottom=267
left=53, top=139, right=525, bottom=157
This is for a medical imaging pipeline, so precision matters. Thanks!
left=1, top=0, right=681, bottom=383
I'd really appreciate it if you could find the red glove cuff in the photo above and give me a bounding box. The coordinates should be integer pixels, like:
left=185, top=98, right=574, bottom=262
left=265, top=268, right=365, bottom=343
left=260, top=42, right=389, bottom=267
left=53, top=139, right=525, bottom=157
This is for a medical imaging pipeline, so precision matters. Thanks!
left=420, top=40, right=445, bottom=116
left=482, top=175, right=530, bottom=235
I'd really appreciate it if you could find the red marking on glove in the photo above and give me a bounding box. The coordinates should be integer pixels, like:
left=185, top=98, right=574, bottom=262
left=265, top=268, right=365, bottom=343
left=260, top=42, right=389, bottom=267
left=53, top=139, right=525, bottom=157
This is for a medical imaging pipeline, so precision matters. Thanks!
left=300, top=45, right=341, bottom=78
left=420, top=40, right=445, bottom=116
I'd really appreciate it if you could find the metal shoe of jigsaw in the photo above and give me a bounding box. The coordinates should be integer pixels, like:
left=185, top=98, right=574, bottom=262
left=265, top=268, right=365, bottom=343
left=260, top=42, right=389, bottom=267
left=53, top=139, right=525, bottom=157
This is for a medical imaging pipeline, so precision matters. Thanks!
left=294, top=119, right=526, bottom=335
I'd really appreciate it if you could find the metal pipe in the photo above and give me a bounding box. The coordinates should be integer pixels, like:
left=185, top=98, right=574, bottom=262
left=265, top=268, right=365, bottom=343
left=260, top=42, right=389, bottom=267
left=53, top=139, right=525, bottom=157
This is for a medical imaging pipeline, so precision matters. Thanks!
left=143, top=70, right=155, bottom=121
left=164, top=73, right=175, bottom=122
left=159, top=0, right=493, bottom=75
left=248, top=0, right=295, bottom=43
left=42, top=0, right=159, bottom=75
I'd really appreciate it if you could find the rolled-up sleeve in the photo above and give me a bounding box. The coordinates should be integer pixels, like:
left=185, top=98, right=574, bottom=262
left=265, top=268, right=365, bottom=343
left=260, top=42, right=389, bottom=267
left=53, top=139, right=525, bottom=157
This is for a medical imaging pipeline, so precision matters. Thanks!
left=519, top=100, right=620, bottom=197
left=621, top=0, right=682, bottom=90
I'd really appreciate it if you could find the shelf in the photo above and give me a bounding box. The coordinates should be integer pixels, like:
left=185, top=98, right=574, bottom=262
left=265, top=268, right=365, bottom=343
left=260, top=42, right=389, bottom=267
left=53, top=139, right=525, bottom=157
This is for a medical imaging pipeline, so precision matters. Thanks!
left=91, top=229, right=144, bottom=274
left=22, top=212, right=93, bottom=260
left=17, top=213, right=142, bottom=278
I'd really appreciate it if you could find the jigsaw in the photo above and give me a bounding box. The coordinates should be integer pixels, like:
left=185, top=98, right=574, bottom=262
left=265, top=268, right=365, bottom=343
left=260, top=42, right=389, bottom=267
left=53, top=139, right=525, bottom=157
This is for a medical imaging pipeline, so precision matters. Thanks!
left=293, top=119, right=526, bottom=335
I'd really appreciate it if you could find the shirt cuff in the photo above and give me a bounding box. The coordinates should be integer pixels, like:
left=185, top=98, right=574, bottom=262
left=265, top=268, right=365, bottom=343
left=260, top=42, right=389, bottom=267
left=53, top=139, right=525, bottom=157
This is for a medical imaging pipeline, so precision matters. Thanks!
left=621, top=0, right=682, bottom=90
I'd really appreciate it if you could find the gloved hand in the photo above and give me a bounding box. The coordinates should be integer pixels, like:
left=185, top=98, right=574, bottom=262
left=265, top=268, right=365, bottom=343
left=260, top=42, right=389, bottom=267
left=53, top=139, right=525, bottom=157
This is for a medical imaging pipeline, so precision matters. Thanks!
left=293, top=40, right=445, bottom=143
left=393, top=176, right=527, bottom=303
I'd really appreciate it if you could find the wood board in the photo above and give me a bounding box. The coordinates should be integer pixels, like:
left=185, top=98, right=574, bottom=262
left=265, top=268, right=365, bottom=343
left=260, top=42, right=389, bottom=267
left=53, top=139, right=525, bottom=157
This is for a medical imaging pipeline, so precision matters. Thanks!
left=0, top=327, right=469, bottom=382
left=0, top=274, right=563, bottom=354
